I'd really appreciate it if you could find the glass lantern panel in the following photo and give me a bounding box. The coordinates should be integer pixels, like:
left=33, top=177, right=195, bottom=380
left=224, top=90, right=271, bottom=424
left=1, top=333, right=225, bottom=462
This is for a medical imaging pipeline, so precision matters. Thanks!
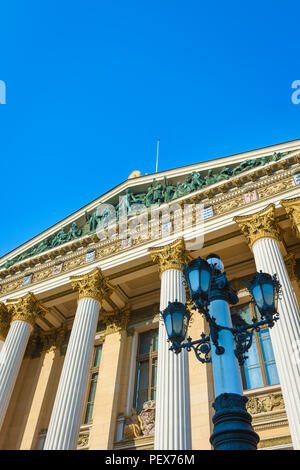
left=262, top=282, right=274, bottom=307
left=164, top=313, right=173, bottom=339
left=200, top=269, right=210, bottom=293
left=189, top=269, right=200, bottom=293
left=172, top=312, right=184, bottom=336
left=252, top=285, right=264, bottom=308
left=182, top=314, right=189, bottom=337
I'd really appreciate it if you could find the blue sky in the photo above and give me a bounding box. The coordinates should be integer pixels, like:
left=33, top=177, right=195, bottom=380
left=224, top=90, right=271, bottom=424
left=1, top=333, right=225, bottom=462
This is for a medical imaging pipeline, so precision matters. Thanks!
left=0, top=0, right=300, bottom=257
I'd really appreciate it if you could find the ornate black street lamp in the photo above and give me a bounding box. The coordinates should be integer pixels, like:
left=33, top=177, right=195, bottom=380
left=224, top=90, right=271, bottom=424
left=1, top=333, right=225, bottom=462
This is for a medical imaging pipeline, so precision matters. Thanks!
left=160, top=254, right=281, bottom=450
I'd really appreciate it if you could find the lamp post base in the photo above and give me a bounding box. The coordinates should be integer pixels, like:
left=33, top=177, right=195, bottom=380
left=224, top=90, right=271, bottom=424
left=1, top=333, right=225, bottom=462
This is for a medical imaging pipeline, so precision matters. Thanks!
left=210, top=393, right=259, bottom=450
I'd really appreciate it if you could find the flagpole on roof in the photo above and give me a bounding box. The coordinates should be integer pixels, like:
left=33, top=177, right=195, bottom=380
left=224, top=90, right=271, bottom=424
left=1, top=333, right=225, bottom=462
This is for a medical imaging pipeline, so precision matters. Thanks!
left=155, top=137, right=160, bottom=173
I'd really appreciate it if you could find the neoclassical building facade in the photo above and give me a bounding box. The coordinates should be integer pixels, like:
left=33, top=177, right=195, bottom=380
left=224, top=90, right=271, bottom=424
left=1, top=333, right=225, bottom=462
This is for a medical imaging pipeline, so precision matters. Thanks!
left=0, top=139, right=300, bottom=450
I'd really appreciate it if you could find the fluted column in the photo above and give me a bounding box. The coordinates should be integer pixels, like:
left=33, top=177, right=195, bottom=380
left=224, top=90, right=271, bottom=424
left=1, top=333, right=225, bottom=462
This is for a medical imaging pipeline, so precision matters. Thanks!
left=43, top=268, right=114, bottom=450
left=235, top=204, right=300, bottom=450
left=0, top=293, right=47, bottom=431
left=149, top=239, right=191, bottom=450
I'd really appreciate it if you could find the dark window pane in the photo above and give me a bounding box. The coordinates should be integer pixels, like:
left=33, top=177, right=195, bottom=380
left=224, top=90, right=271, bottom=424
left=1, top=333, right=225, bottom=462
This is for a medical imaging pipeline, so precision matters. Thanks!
left=93, top=345, right=102, bottom=367
left=151, top=357, right=158, bottom=400
left=138, top=331, right=152, bottom=355
left=84, top=373, right=99, bottom=423
left=135, top=360, right=149, bottom=413
left=153, top=330, right=158, bottom=352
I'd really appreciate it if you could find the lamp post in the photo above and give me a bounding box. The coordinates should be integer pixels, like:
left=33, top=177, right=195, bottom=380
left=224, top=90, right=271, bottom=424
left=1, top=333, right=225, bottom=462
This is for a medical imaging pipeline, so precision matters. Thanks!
left=160, top=253, right=281, bottom=450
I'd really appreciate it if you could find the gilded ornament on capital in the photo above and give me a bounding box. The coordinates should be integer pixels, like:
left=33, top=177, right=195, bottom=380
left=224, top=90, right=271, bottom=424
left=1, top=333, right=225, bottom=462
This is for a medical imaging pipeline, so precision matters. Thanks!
left=103, top=304, right=131, bottom=335
left=149, top=238, right=187, bottom=276
left=234, top=204, right=282, bottom=249
left=284, top=253, right=298, bottom=281
left=0, top=302, right=10, bottom=338
left=6, top=292, right=48, bottom=330
left=71, top=267, right=114, bottom=304
left=281, top=196, right=300, bottom=237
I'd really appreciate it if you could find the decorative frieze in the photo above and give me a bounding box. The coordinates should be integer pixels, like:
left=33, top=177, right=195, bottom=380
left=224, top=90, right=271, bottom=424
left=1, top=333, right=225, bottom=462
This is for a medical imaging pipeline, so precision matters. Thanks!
left=258, top=178, right=294, bottom=199
left=257, top=435, right=292, bottom=449
left=234, top=204, right=283, bottom=249
left=246, top=393, right=285, bottom=415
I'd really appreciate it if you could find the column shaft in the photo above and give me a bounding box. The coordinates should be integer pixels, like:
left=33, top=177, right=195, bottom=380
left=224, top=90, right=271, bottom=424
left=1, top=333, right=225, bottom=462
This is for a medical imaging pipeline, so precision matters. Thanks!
left=253, top=237, right=300, bottom=450
left=0, top=321, right=31, bottom=430
left=44, top=297, right=100, bottom=450
left=155, top=268, right=191, bottom=450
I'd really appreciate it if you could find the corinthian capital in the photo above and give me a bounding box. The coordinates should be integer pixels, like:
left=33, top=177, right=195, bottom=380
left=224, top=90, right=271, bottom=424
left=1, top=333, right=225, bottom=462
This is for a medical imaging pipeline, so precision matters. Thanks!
left=281, top=196, right=300, bottom=238
left=103, top=303, right=131, bottom=335
left=71, top=267, right=114, bottom=304
left=149, top=238, right=187, bottom=277
left=6, top=292, right=48, bottom=330
left=234, top=204, right=282, bottom=250
left=0, top=302, right=10, bottom=338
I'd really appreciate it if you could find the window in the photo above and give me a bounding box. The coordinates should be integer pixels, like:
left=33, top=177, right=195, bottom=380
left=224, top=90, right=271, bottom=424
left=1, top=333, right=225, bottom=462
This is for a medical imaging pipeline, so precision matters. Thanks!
left=134, top=329, right=158, bottom=414
left=84, top=344, right=102, bottom=424
left=202, top=205, right=214, bottom=220
left=293, top=173, right=300, bottom=185
left=232, top=303, right=279, bottom=391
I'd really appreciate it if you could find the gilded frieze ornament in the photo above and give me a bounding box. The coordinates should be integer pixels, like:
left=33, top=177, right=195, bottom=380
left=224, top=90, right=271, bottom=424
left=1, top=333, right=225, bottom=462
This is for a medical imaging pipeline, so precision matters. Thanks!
left=0, top=302, right=10, bottom=338
left=234, top=204, right=282, bottom=250
left=103, top=303, right=131, bottom=335
left=281, top=196, right=300, bottom=237
left=149, top=238, right=187, bottom=276
left=71, top=267, right=114, bottom=304
left=6, top=292, right=48, bottom=330
left=246, top=393, right=285, bottom=415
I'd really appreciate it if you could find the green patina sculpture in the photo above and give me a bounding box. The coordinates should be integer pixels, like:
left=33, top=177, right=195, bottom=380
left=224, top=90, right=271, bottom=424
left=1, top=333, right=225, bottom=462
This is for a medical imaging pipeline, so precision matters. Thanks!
left=66, top=222, right=82, bottom=241
left=0, top=151, right=289, bottom=269
left=163, top=177, right=177, bottom=203
left=51, top=228, right=68, bottom=248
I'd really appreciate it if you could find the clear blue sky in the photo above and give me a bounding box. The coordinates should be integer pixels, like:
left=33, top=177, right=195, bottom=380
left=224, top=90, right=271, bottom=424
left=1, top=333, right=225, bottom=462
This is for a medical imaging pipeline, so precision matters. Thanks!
left=0, top=0, right=300, bottom=257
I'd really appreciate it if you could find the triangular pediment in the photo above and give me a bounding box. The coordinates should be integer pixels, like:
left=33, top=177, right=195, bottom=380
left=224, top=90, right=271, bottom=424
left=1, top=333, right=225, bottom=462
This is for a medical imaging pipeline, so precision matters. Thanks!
left=0, top=141, right=299, bottom=271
